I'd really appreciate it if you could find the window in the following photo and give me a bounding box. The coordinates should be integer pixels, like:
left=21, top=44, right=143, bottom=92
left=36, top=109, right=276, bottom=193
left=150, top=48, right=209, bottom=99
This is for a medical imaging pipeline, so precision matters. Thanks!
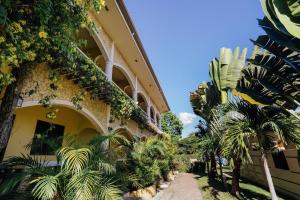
left=272, top=150, right=289, bottom=170
left=30, top=120, right=65, bottom=155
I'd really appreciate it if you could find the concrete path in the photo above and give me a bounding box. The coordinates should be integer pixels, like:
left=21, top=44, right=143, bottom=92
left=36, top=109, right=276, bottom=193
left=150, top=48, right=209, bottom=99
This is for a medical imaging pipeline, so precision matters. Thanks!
left=152, top=173, right=203, bottom=200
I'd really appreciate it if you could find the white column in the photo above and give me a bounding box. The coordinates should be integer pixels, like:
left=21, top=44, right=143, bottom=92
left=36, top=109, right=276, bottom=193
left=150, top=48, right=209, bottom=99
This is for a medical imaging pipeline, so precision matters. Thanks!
left=105, top=42, right=114, bottom=81
left=154, top=110, right=157, bottom=125
left=133, top=76, right=138, bottom=102
left=105, top=42, right=114, bottom=132
left=147, top=99, right=151, bottom=122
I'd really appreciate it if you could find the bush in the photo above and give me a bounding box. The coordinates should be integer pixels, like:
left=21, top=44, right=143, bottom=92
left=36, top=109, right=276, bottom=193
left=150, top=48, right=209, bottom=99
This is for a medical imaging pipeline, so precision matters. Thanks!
left=128, top=136, right=176, bottom=188
left=172, top=154, right=191, bottom=172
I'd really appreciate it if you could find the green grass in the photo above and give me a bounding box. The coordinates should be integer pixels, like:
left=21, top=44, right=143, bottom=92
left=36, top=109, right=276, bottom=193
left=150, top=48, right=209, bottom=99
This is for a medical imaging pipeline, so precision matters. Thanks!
left=197, top=173, right=286, bottom=200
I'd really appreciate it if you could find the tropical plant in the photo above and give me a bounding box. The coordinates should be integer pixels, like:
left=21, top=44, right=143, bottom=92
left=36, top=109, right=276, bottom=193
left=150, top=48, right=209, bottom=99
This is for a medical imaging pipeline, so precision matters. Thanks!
left=260, top=0, right=300, bottom=40
left=0, top=131, right=132, bottom=200
left=161, top=112, right=183, bottom=138
left=209, top=47, right=247, bottom=104
left=236, top=35, right=300, bottom=118
left=222, top=100, right=300, bottom=199
left=127, top=136, right=175, bottom=188
left=258, top=17, right=300, bottom=52
left=190, top=82, right=220, bottom=122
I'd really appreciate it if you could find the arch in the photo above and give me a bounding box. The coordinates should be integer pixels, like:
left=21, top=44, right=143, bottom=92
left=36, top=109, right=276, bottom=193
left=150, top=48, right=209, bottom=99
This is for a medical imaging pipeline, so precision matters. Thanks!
left=76, top=28, right=108, bottom=71
left=112, top=64, right=135, bottom=98
left=137, top=92, right=149, bottom=113
left=21, top=100, right=106, bottom=134
left=77, top=128, right=99, bottom=145
left=113, top=127, right=135, bottom=142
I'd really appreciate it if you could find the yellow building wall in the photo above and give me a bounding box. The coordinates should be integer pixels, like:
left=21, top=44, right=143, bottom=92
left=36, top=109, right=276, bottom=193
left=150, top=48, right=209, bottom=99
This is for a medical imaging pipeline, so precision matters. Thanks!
left=21, top=64, right=109, bottom=130
left=4, top=105, right=99, bottom=160
left=241, top=150, right=300, bottom=199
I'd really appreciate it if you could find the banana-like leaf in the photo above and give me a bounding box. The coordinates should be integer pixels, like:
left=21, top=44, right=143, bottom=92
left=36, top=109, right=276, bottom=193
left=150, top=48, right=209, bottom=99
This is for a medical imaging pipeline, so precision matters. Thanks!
left=190, top=82, right=220, bottom=121
left=261, top=0, right=300, bottom=39
left=209, top=47, right=247, bottom=104
left=258, top=17, right=300, bottom=52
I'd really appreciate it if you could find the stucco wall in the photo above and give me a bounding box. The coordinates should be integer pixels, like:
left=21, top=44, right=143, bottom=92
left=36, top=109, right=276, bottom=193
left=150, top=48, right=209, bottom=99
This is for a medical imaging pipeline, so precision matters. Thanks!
left=21, top=64, right=109, bottom=131
left=4, top=106, right=98, bottom=160
left=91, top=14, right=161, bottom=117
left=241, top=150, right=300, bottom=199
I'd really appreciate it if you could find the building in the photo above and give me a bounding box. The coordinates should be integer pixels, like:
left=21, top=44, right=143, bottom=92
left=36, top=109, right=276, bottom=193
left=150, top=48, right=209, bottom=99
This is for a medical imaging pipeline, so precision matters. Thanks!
left=2, top=0, right=169, bottom=160
left=241, top=139, right=300, bottom=199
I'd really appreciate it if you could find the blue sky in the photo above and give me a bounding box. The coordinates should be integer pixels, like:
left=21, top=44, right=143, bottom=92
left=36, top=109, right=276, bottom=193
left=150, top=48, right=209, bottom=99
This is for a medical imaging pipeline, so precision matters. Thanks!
left=125, top=1, right=265, bottom=137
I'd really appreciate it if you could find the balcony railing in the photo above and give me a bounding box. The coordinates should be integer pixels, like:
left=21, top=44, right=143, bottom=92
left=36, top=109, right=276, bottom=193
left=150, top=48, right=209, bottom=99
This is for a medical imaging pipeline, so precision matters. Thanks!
left=58, top=48, right=161, bottom=132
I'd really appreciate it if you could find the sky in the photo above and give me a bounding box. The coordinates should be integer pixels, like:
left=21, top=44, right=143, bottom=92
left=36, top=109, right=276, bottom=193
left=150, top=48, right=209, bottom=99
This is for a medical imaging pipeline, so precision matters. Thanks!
left=125, top=0, right=265, bottom=137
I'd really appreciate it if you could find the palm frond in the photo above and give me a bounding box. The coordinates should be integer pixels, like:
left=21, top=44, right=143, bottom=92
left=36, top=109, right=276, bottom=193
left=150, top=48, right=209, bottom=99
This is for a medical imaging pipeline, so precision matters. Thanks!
left=58, top=147, right=91, bottom=174
left=31, top=175, right=59, bottom=200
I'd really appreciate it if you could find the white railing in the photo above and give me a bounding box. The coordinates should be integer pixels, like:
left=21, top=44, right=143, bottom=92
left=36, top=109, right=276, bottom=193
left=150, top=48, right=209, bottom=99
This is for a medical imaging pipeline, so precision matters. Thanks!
left=77, top=48, right=161, bottom=130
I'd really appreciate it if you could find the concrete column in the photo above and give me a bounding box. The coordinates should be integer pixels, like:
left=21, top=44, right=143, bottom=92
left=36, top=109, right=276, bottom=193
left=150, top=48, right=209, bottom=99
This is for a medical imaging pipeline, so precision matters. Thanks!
left=105, top=42, right=114, bottom=81
left=147, top=100, right=151, bottom=122
left=105, top=61, right=113, bottom=81
left=133, top=76, right=138, bottom=102
left=105, top=42, right=114, bottom=131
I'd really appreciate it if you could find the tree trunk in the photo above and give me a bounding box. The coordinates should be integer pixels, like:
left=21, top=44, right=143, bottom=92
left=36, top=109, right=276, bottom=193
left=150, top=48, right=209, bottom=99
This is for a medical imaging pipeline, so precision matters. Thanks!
left=262, top=152, right=278, bottom=200
left=209, top=153, right=217, bottom=178
left=218, top=156, right=223, bottom=182
left=206, top=161, right=210, bottom=174
left=231, top=158, right=241, bottom=197
left=0, top=68, right=26, bottom=162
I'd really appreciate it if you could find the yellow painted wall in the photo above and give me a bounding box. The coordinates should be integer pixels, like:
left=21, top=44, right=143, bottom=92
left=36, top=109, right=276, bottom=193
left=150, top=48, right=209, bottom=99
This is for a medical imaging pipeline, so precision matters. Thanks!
left=241, top=149, right=300, bottom=199
left=4, top=105, right=100, bottom=160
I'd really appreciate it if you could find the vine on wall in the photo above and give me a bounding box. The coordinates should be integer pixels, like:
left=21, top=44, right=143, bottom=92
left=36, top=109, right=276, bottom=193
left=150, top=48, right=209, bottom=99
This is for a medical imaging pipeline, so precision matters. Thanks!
left=0, top=0, right=153, bottom=132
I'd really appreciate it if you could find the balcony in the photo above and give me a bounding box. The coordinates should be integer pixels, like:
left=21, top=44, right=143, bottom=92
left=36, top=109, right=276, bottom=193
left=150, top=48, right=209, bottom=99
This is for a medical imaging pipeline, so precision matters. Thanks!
left=51, top=47, right=161, bottom=133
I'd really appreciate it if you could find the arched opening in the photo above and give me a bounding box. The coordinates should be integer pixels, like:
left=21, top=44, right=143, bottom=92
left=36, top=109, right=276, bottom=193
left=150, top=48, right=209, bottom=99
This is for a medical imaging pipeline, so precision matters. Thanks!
left=76, top=128, right=99, bottom=145
left=137, top=93, right=148, bottom=113
left=150, top=106, right=155, bottom=123
left=76, top=28, right=106, bottom=71
left=112, top=128, right=134, bottom=160
left=112, top=66, right=133, bottom=98
left=4, top=104, right=104, bottom=160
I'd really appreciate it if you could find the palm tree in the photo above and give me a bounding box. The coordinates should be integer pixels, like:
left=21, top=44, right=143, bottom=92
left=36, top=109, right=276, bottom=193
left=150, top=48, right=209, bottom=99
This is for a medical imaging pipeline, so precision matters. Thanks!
left=0, top=131, right=131, bottom=200
left=260, top=0, right=300, bottom=40
left=209, top=47, right=247, bottom=104
left=222, top=100, right=300, bottom=199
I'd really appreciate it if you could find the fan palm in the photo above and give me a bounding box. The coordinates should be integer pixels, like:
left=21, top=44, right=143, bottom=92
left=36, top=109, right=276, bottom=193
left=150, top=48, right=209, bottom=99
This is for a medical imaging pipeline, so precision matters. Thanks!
left=222, top=100, right=300, bottom=199
left=0, top=131, right=131, bottom=200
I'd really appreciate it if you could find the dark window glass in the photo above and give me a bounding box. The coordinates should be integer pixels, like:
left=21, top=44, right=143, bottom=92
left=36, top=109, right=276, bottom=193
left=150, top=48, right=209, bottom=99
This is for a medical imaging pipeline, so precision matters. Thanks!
left=272, top=151, right=289, bottom=170
left=30, top=120, right=64, bottom=155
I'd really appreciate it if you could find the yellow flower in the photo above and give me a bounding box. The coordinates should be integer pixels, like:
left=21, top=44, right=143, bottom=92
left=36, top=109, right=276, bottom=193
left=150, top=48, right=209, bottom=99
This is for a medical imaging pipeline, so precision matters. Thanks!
left=0, top=36, right=5, bottom=44
left=8, top=22, right=23, bottom=33
left=27, top=51, right=37, bottom=61
left=87, top=16, right=92, bottom=24
left=38, top=31, right=48, bottom=39
left=9, top=47, right=17, bottom=53
left=21, top=40, right=30, bottom=49
left=19, top=20, right=26, bottom=25
left=91, top=75, right=97, bottom=81
left=99, top=0, right=105, bottom=7
left=75, top=0, right=83, bottom=6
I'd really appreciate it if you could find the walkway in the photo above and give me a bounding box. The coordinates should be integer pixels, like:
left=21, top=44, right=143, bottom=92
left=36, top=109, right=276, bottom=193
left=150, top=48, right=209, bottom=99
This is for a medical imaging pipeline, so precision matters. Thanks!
left=152, top=173, right=203, bottom=200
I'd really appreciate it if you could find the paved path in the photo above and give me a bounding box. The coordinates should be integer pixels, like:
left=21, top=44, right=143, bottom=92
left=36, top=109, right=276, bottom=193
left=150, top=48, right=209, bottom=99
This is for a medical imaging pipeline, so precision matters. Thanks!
left=152, top=173, right=203, bottom=200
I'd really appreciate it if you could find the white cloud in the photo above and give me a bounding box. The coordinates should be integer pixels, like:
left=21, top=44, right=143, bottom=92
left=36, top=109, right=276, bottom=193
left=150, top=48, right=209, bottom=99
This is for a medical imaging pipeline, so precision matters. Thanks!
left=179, top=112, right=196, bottom=126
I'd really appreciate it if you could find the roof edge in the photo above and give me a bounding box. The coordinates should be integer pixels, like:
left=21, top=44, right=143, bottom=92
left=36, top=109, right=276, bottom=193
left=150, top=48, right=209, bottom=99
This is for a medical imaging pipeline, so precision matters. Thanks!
left=115, top=0, right=170, bottom=111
